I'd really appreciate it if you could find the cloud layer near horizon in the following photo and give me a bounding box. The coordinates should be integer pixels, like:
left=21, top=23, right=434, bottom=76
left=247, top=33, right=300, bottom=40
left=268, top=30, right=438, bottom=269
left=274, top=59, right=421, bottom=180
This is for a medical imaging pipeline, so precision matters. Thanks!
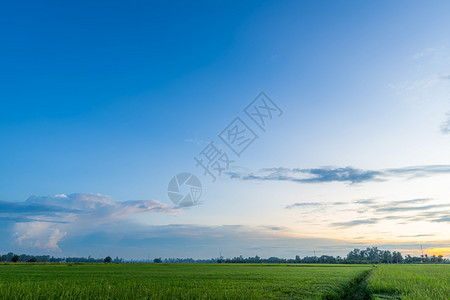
left=1, top=193, right=449, bottom=259
left=0, top=193, right=358, bottom=257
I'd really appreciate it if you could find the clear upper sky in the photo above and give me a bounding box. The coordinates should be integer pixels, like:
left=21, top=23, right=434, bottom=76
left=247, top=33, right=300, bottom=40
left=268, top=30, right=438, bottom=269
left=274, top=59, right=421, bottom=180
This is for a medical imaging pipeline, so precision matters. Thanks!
left=1, top=0, right=450, bottom=259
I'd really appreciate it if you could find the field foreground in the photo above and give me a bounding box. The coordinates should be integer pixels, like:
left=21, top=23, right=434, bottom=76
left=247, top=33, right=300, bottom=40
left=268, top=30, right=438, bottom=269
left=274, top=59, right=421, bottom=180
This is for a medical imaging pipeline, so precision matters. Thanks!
left=0, top=263, right=448, bottom=299
left=368, top=264, right=450, bottom=299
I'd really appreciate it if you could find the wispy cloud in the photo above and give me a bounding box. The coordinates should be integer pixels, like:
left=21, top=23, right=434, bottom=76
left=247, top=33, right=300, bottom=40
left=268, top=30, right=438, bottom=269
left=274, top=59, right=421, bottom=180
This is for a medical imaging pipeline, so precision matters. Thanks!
left=441, top=112, right=450, bottom=134
left=411, top=47, right=446, bottom=61
left=375, top=204, right=450, bottom=213
left=324, top=197, right=450, bottom=228
left=285, top=202, right=322, bottom=209
left=331, top=215, right=412, bottom=228
left=227, top=167, right=382, bottom=184
left=397, top=234, right=435, bottom=238
left=285, top=201, right=348, bottom=210
left=332, top=218, right=380, bottom=228
left=388, top=198, right=431, bottom=205
left=354, top=199, right=376, bottom=204
left=358, top=198, right=450, bottom=217
left=227, top=165, right=450, bottom=185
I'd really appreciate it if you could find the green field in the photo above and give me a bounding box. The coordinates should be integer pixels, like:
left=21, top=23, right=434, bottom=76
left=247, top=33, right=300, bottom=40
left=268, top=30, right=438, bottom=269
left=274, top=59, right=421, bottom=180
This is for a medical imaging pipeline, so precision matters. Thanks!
left=367, top=264, right=450, bottom=300
left=0, top=263, right=371, bottom=299
left=0, top=263, right=448, bottom=299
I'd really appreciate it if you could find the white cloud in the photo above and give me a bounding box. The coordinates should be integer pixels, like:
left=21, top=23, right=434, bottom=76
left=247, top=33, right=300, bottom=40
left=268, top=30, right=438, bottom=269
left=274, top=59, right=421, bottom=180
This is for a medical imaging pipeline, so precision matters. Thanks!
left=4, top=193, right=180, bottom=251
left=392, top=44, right=450, bottom=106
left=15, top=222, right=66, bottom=251
left=46, top=229, right=67, bottom=251
left=411, top=46, right=446, bottom=61
left=389, top=74, right=447, bottom=98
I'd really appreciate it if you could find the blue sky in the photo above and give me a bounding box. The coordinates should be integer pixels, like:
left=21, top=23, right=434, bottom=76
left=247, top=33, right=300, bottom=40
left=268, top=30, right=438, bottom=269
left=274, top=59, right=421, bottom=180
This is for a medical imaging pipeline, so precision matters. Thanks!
left=1, top=0, right=450, bottom=259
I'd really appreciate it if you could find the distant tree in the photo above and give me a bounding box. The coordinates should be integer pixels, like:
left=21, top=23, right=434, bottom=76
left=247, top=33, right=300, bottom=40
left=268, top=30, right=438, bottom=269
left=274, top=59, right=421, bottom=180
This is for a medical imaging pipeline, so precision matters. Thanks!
left=4, top=252, right=14, bottom=262
left=382, top=250, right=392, bottom=264
left=347, top=249, right=361, bottom=261
left=392, top=251, right=403, bottom=264
left=103, top=256, right=112, bottom=263
left=318, top=255, right=336, bottom=264
left=12, top=255, right=20, bottom=263
left=27, top=257, right=37, bottom=263
left=154, top=258, right=162, bottom=263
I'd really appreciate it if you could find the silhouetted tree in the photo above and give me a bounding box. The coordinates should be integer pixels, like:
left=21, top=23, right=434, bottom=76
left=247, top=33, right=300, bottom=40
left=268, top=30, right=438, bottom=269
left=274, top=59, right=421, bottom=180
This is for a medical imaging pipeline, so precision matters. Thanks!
left=392, top=251, right=403, bottom=264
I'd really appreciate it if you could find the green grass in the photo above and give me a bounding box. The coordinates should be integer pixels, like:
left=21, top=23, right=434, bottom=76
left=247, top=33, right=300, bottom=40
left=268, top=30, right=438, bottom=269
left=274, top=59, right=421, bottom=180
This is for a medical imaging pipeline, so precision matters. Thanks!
left=2, top=263, right=449, bottom=299
left=367, top=264, right=450, bottom=300
left=0, top=263, right=371, bottom=299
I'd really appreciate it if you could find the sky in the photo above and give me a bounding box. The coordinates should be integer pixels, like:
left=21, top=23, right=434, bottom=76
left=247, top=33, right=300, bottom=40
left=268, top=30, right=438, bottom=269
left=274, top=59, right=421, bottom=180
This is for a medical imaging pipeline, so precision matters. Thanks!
left=1, top=0, right=450, bottom=259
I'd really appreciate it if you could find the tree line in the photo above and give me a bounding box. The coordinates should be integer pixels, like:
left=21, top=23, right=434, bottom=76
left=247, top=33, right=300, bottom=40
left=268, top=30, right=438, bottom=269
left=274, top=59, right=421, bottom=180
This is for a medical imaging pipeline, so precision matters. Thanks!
left=1, top=247, right=448, bottom=264
left=156, top=247, right=448, bottom=264
left=0, top=253, right=122, bottom=263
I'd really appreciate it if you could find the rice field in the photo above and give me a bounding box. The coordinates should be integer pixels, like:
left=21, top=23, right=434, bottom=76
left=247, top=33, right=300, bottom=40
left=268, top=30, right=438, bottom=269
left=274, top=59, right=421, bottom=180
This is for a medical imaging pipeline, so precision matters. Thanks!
left=0, top=263, right=448, bottom=299
left=0, top=263, right=370, bottom=299
left=367, top=264, right=450, bottom=300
